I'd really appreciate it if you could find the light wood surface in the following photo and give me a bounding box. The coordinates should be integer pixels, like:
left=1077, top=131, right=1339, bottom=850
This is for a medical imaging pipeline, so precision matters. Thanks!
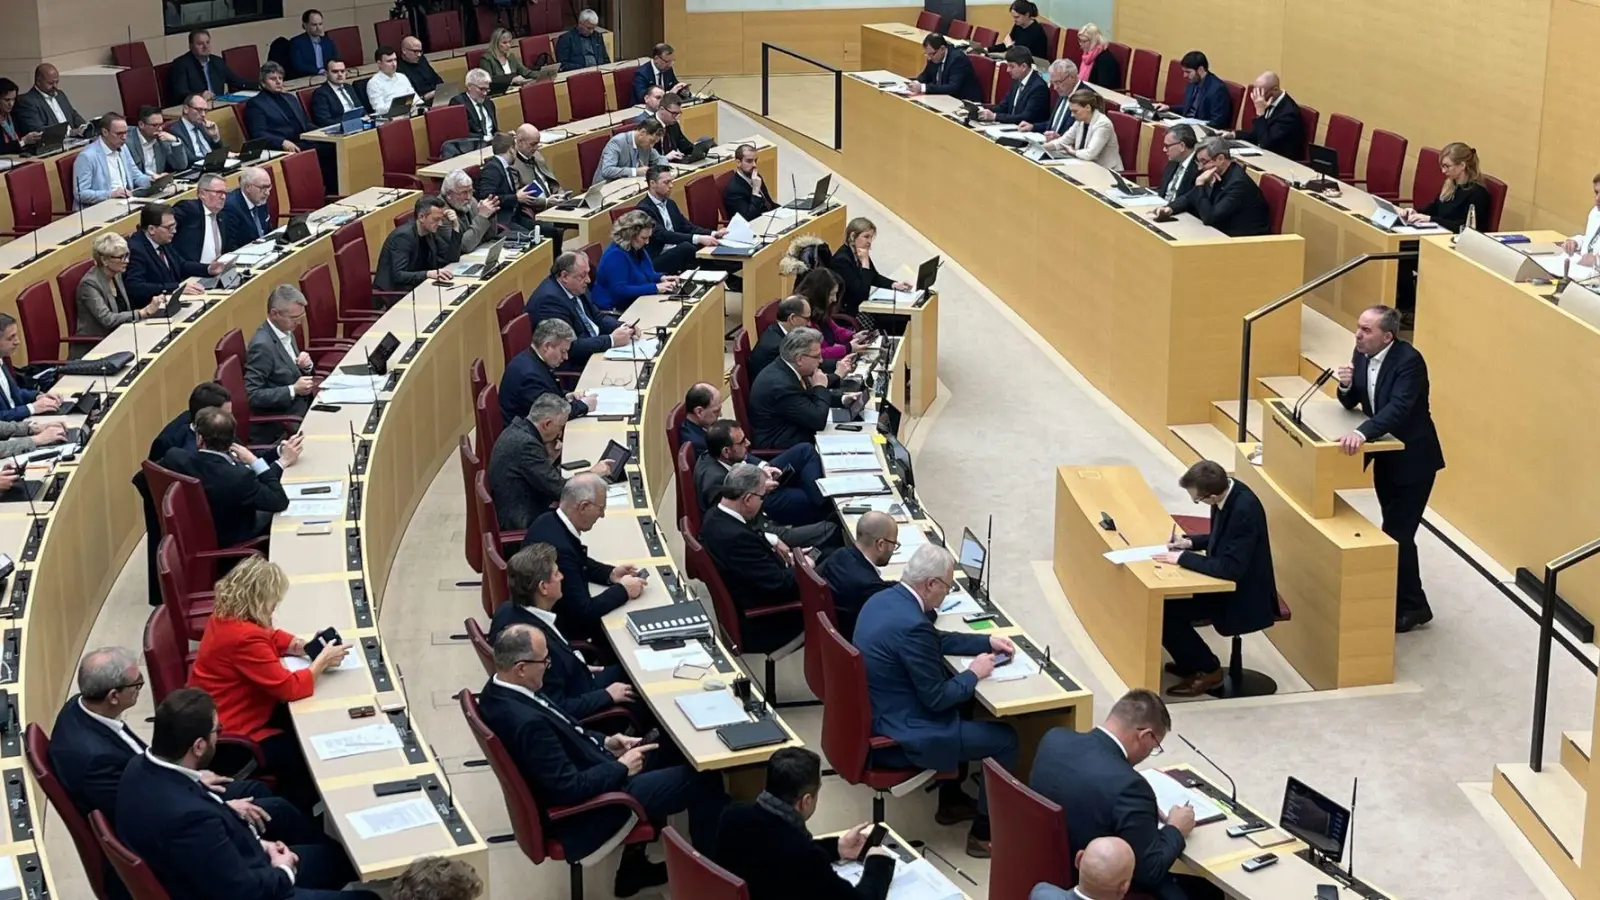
left=858, top=289, right=937, bottom=417
left=715, top=201, right=847, bottom=341
left=1259, top=398, right=1402, bottom=519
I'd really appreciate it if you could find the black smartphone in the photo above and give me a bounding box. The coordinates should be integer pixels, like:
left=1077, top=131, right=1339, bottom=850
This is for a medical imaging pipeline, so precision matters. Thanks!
left=835, top=423, right=863, bottom=432
left=992, top=652, right=1013, bottom=666
left=373, top=779, right=421, bottom=796
left=1316, top=886, right=1339, bottom=900
left=312, top=403, right=341, bottom=412
left=1241, top=853, right=1278, bottom=872
left=858, top=823, right=888, bottom=859
left=1226, top=822, right=1271, bottom=838
left=560, top=459, right=592, bottom=470
left=305, top=626, right=343, bottom=660
left=639, top=727, right=660, bottom=745
left=302, top=485, right=333, bottom=495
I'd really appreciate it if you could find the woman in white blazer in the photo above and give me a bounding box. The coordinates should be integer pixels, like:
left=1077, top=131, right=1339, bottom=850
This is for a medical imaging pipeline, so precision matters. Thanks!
left=1044, top=90, right=1121, bottom=171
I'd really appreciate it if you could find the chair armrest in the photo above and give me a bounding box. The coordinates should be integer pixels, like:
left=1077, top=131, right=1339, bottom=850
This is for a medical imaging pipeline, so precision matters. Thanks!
left=192, top=548, right=265, bottom=562
left=228, top=535, right=271, bottom=552
left=305, top=339, right=355, bottom=352
left=214, top=732, right=268, bottom=781
left=339, top=310, right=385, bottom=321
left=580, top=706, right=639, bottom=731
left=493, top=529, right=527, bottom=549
left=867, top=736, right=900, bottom=751
left=384, top=173, right=424, bottom=190
left=549, top=791, right=650, bottom=822
left=746, top=601, right=802, bottom=619
left=253, top=412, right=304, bottom=426
left=372, top=290, right=408, bottom=309
left=64, top=335, right=102, bottom=345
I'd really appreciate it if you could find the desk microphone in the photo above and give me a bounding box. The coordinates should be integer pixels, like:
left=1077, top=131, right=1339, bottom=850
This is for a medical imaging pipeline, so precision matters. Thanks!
left=1347, top=776, right=1358, bottom=881
left=28, top=198, right=39, bottom=265
left=1290, top=367, right=1333, bottom=423
left=1176, top=734, right=1236, bottom=807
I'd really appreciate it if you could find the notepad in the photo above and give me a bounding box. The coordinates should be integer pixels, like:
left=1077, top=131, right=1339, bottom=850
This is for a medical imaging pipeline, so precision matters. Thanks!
left=816, top=433, right=876, bottom=455
left=309, top=723, right=404, bottom=760
left=347, top=796, right=442, bottom=840
left=1140, top=769, right=1227, bottom=824
left=603, top=338, right=659, bottom=361
left=589, top=387, right=638, bottom=416
left=821, top=452, right=881, bottom=473
left=936, top=593, right=983, bottom=616
left=868, top=287, right=925, bottom=304
left=674, top=691, right=750, bottom=730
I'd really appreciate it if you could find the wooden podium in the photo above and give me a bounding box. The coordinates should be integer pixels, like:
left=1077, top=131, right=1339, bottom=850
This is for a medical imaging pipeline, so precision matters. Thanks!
left=1259, top=398, right=1404, bottom=518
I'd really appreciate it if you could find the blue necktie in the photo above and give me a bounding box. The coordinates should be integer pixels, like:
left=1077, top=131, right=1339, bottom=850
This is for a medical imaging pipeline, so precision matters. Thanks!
left=571, top=294, right=598, bottom=336
left=313, top=40, right=325, bottom=71
left=202, top=59, right=214, bottom=95
left=253, top=205, right=266, bottom=236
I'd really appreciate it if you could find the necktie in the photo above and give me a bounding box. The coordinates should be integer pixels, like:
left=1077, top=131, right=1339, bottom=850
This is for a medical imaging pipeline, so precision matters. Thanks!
left=253, top=205, right=266, bottom=237
left=1052, top=99, right=1067, bottom=133
left=205, top=212, right=220, bottom=263
left=188, top=123, right=206, bottom=156
left=572, top=295, right=598, bottom=336
left=123, top=723, right=147, bottom=749
left=656, top=68, right=664, bottom=88
left=630, top=145, right=638, bottom=169
left=202, top=59, right=214, bottom=95
left=158, top=245, right=171, bottom=278
left=313, top=40, right=325, bottom=70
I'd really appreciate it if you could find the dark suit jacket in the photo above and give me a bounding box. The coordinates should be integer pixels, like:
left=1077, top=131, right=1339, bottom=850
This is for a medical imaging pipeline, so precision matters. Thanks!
left=243, top=90, right=310, bottom=148
left=828, top=244, right=894, bottom=316
left=500, top=349, right=585, bottom=424
left=168, top=52, right=245, bottom=100
left=1168, top=162, right=1270, bottom=237
left=634, top=194, right=707, bottom=258
left=1176, top=480, right=1277, bottom=636
left=0, top=364, right=41, bottom=422
left=749, top=356, right=831, bottom=451
left=125, top=233, right=209, bottom=305
left=678, top=420, right=707, bottom=458
left=693, top=453, right=732, bottom=513
left=853, top=584, right=989, bottom=771
left=451, top=92, right=499, bottom=140
left=723, top=170, right=777, bottom=223
left=475, top=155, right=538, bottom=230
left=991, top=71, right=1049, bottom=125
left=488, top=417, right=564, bottom=530
left=398, top=57, right=444, bottom=98
left=632, top=64, right=679, bottom=104
left=309, top=81, right=368, bottom=127
left=817, top=545, right=893, bottom=639
left=712, top=801, right=894, bottom=900
left=698, top=505, right=802, bottom=654
left=166, top=118, right=222, bottom=159
left=1157, top=155, right=1200, bottom=203
left=1087, top=51, right=1121, bottom=90
left=172, top=199, right=228, bottom=265
left=914, top=49, right=981, bottom=102
left=1240, top=92, right=1304, bottom=160
left=1029, top=727, right=1186, bottom=896
left=476, top=679, right=629, bottom=861
left=48, top=696, right=149, bottom=817
left=374, top=222, right=458, bottom=292
left=115, top=754, right=291, bottom=900
left=287, top=34, right=339, bottom=78
left=489, top=604, right=613, bottom=720
left=159, top=447, right=287, bottom=546
left=14, top=87, right=86, bottom=135
left=527, top=276, right=617, bottom=371
left=524, top=510, right=628, bottom=644
left=220, top=189, right=271, bottom=252
left=1178, top=72, right=1233, bottom=129
left=1337, top=340, right=1445, bottom=486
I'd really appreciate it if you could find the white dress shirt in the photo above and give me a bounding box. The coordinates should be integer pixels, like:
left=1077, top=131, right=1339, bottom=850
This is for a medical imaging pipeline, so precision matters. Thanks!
left=103, top=141, right=129, bottom=192
left=179, top=119, right=211, bottom=156
left=365, top=71, right=418, bottom=114
left=1095, top=725, right=1127, bottom=759
left=136, top=132, right=159, bottom=175
left=80, top=699, right=145, bottom=753
left=1571, top=206, right=1600, bottom=275
left=524, top=605, right=584, bottom=662
left=1364, top=342, right=1389, bottom=408
left=557, top=508, right=583, bottom=540
left=1165, top=152, right=1195, bottom=203
left=490, top=675, right=608, bottom=749
left=199, top=208, right=222, bottom=264
left=332, top=83, right=360, bottom=113
left=40, top=91, right=67, bottom=124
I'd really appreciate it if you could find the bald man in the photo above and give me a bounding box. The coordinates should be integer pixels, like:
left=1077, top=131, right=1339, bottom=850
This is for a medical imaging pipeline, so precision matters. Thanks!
left=1030, top=836, right=1135, bottom=900
left=15, top=63, right=88, bottom=136
left=397, top=36, right=444, bottom=102
left=1226, top=71, right=1304, bottom=160
left=818, top=510, right=899, bottom=638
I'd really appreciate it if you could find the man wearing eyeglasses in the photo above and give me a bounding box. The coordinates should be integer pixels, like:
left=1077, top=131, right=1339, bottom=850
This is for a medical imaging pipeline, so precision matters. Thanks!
left=818, top=510, right=899, bottom=639
left=173, top=173, right=231, bottom=265
left=72, top=112, right=150, bottom=208
left=1156, top=124, right=1200, bottom=205
left=749, top=328, right=862, bottom=451
left=523, top=475, right=647, bottom=646
left=1029, top=690, right=1200, bottom=900
left=699, top=463, right=807, bottom=656
left=168, top=93, right=224, bottom=159
left=243, top=285, right=316, bottom=443
left=125, top=202, right=225, bottom=306
left=693, top=419, right=832, bottom=539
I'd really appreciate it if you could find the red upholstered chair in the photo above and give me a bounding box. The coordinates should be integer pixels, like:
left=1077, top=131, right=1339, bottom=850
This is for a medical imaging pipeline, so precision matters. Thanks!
left=971, top=26, right=999, bottom=47
left=1037, top=19, right=1060, bottom=60
left=728, top=362, right=766, bottom=440
left=425, top=104, right=469, bottom=162
left=520, top=80, right=559, bottom=129
left=567, top=71, right=606, bottom=121
left=1407, top=146, right=1442, bottom=206
left=521, top=35, right=553, bottom=69
left=459, top=436, right=488, bottom=574
left=466, top=616, right=496, bottom=675
left=89, top=811, right=170, bottom=900
left=283, top=149, right=335, bottom=213
left=1323, top=114, right=1361, bottom=181
left=151, top=63, right=174, bottom=108
left=610, top=121, right=638, bottom=137
left=1129, top=48, right=1160, bottom=99
left=580, top=241, right=602, bottom=272
left=465, top=47, right=487, bottom=71
left=732, top=328, right=751, bottom=373
left=501, top=313, right=532, bottom=361
left=230, top=102, right=250, bottom=140
left=223, top=45, right=261, bottom=84
left=1145, top=123, right=1169, bottom=187
left=680, top=518, right=802, bottom=700
left=112, top=42, right=153, bottom=68
left=1222, top=80, right=1244, bottom=128
left=475, top=384, right=504, bottom=465
left=482, top=533, right=510, bottom=617
left=675, top=441, right=701, bottom=536
left=664, top=826, right=748, bottom=900
left=377, top=119, right=424, bottom=189
left=1237, top=92, right=1256, bottom=135
left=294, top=86, right=316, bottom=119
left=335, top=237, right=407, bottom=314
left=214, top=328, right=245, bottom=374
left=753, top=298, right=781, bottom=338
left=968, top=55, right=997, bottom=105
left=1162, top=59, right=1186, bottom=108
left=612, top=65, right=640, bottom=107
left=17, top=281, right=72, bottom=366
left=1297, top=104, right=1320, bottom=164
left=149, top=457, right=269, bottom=581
left=990, top=60, right=1012, bottom=106
left=375, top=18, right=413, bottom=53
left=915, top=10, right=941, bottom=31
left=795, top=553, right=835, bottom=703
left=154, top=533, right=212, bottom=648
left=1061, top=28, right=1080, bottom=67
left=56, top=259, right=97, bottom=342
left=984, top=758, right=1072, bottom=899
left=55, top=153, right=77, bottom=214
left=301, top=262, right=374, bottom=340
left=459, top=689, right=656, bottom=899
left=25, top=724, right=110, bottom=900
left=327, top=26, right=363, bottom=67
left=215, top=355, right=301, bottom=445
left=1261, top=173, right=1289, bottom=234
left=496, top=291, right=525, bottom=330
left=116, top=67, right=161, bottom=119
left=607, top=205, right=630, bottom=225
left=684, top=175, right=722, bottom=231
left=576, top=133, right=608, bottom=188
left=947, top=19, right=972, bottom=39
left=3, top=162, right=56, bottom=237
left=1483, top=175, right=1508, bottom=231
left=1106, top=110, right=1140, bottom=178
left=1106, top=42, right=1131, bottom=90
left=425, top=10, right=464, bottom=51
left=1359, top=129, right=1407, bottom=201
left=470, top=357, right=488, bottom=407
left=712, top=171, right=734, bottom=223
left=143, top=605, right=194, bottom=705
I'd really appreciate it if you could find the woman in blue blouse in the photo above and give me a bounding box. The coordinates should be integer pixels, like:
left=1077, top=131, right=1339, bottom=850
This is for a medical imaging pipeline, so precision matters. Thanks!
left=593, top=210, right=679, bottom=312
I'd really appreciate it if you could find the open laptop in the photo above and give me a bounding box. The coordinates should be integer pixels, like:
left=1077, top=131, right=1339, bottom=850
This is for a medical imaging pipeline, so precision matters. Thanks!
left=679, top=137, right=716, bottom=163
left=488, top=74, right=516, bottom=96
left=198, top=260, right=241, bottom=292
left=1109, top=170, right=1151, bottom=197
left=133, top=173, right=174, bottom=199
left=239, top=138, right=273, bottom=162
left=276, top=215, right=312, bottom=244
left=782, top=173, right=831, bottom=211
left=196, top=146, right=231, bottom=174
left=32, top=123, right=70, bottom=155
left=446, top=239, right=505, bottom=278
left=1369, top=196, right=1403, bottom=230
left=551, top=183, right=605, bottom=211
left=431, top=82, right=462, bottom=108
left=379, top=94, right=417, bottom=119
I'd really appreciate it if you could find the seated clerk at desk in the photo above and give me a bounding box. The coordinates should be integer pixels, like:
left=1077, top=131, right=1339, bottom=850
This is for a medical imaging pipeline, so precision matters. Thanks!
left=593, top=210, right=681, bottom=312
left=1219, top=71, right=1303, bottom=160
left=125, top=203, right=225, bottom=306
left=488, top=543, right=638, bottom=724
left=694, top=420, right=834, bottom=540
left=699, top=463, right=808, bottom=654
left=243, top=285, right=316, bottom=443
left=854, top=545, right=1019, bottom=858
left=309, top=60, right=368, bottom=127
left=479, top=624, right=727, bottom=897
left=713, top=747, right=897, bottom=900
left=244, top=62, right=310, bottom=153
left=221, top=166, right=276, bottom=252
left=499, top=318, right=600, bottom=424
left=1392, top=143, right=1491, bottom=319
left=1154, top=51, right=1232, bottom=129
left=72, top=112, right=151, bottom=209
left=1560, top=172, right=1600, bottom=271
left=439, top=169, right=499, bottom=257
left=77, top=232, right=159, bottom=343
left=976, top=47, right=1049, bottom=126
left=634, top=165, right=723, bottom=274
left=116, top=688, right=379, bottom=900
left=374, top=194, right=463, bottom=293
left=287, top=9, right=339, bottom=78
left=633, top=43, right=685, bottom=104
left=523, top=475, right=648, bottom=645
left=1156, top=125, right=1201, bottom=205
left=186, top=558, right=355, bottom=814
left=0, top=313, right=65, bottom=422
left=598, top=118, right=673, bottom=184
left=1152, top=137, right=1270, bottom=238
left=527, top=250, right=634, bottom=370
left=816, top=510, right=898, bottom=640
left=397, top=37, right=444, bottom=104
left=828, top=217, right=912, bottom=317
left=489, top=392, right=616, bottom=531
left=1030, top=837, right=1137, bottom=900
left=1019, top=59, right=1090, bottom=143
left=366, top=45, right=420, bottom=118
left=1042, top=90, right=1122, bottom=171
left=906, top=34, right=981, bottom=103
left=750, top=329, right=863, bottom=451
left=1029, top=691, right=1204, bottom=900
left=168, top=28, right=247, bottom=102
left=990, top=0, right=1051, bottom=60
left=724, top=143, right=779, bottom=223
left=1151, top=460, right=1278, bottom=697
left=556, top=9, right=611, bottom=72
left=158, top=407, right=301, bottom=546
left=169, top=94, right=224, bottom=160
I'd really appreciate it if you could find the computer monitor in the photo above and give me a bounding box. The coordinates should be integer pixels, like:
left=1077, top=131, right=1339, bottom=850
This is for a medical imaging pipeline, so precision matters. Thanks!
left=1309, top=144, right=1339, bottom=180
left=1279, top=777, right=1351, bottom=863
left=915, top=256, right=940, bottom=292
left=957, top=527, right=986, bottom=585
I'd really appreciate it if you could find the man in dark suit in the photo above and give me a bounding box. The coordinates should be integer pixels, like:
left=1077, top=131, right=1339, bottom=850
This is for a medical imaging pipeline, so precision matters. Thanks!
left=750, top=296, right=812, bottom=381
left=308, top=60, right=368, bottom=127
left=221, top=167, right=275, bottom=252
left=479, top=624, right=726, bottom=897
left=1156, top=124, right=1201, bottom=205
left=1152, top=460, right=1278, bottom=696
left=1155, top=50, right=1232, bottom=129
left=169, top=29, right=247, bottom=101
left=699, top=464, right=806, bottom=655
left=750, top=329, right=861, bottom=451
left=853, top=545, right=1018, bottom=857
left=1336, top=305, right=1445, bottom=633
left=1226, top=71, right=1303, bottom=159
left=159, top=407, right=295, bottom=546
left=523, top=475, right=646, bottom=644
left=635, top=165, right=722, bottom=274
left=651, top=96, right=696, bottom=157
left=500, top=318, right=598, bottom=423
left=14, top=64, right=87, bottom=136
left=397, top=37, right=445, bottom=104
left=723, top=143, right=778, bottom=223
left=126, top=203, right=221, bottom=306
left=288, top=9, right=340, bottom=78
left=1156, top=137, right=1271, bottom=237
left=817, top=511, right=898, bottom=639
left=450, top=71, right=499, bottom=145
left=487, top=543, right=637, bottom=724
left=374, top=195, right=460, bottom=292
left=908, top=34, right=981, bottom=103
left=244, top=61, right=311, bottom=152
left=977, top=47, right=1048, bottom=126
left=1029, top=690, right=1197, bottom=900
left=0, top=313, right=58, bottom=422
left=677, top=382, right=720, bottom=457
left=1033, top=59, right=1092, bottom=140
left=115, top=688, right=378, bottom=900
left=489, top=393, right=585, bottom=531
left=243, top=285, right=316, bottom=443
left=168, top=94, right=224, bottom=161
left=475, top=131, right=541, bottom=234
left=526, top=251, right=633, bottom=370
left=694, top=419, right=829, bottom=526
left=633, top=43, right=685, bottom=103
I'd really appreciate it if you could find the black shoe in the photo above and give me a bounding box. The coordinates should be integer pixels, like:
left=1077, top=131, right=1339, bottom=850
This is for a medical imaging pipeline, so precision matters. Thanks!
left=934, top=794, right=978, bottom=825
left=1395, top=608, right=1434, bottom=633
left=614, top=856, right=668, bottom=897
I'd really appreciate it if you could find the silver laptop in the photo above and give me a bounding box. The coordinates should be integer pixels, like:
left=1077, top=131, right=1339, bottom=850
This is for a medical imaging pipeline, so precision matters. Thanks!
left=446, top=239, right=505, bottom=278
left=1369, top=196, right=1402, bottom=230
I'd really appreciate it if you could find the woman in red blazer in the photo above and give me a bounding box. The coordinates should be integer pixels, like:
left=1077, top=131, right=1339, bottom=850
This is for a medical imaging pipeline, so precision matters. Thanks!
left=189, top=556, right=349, bottom=806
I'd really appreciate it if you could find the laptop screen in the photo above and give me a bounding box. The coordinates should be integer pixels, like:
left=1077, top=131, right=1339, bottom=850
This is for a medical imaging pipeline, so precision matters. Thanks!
left=958, top=527, right=986, bottom=584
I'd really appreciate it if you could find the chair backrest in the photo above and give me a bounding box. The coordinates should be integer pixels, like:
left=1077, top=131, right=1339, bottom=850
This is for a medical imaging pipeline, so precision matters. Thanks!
left=577, top=133, right=608, bottom=189
left=946, top=19, right=972, bottom=39
left=580, top=241, right=602, bottom=273
left=141, top=459, right=208, bottom=543
left=116, top=66, right=161, bottom=120
left=222, top=45, right=261, bottom=84
left=56, top=258, right=94, bottom=336
left=17, top=280, right=65, bottom=365
left=1061, top=28, right=1080, bottom=67
left=711, top=171, right=734, bottom=224
left=153, top=534, right=201, bottom=683
left=753, top=298, right=780, bottom=335
left=1364, top=128, right=1407, bottom=201
left=817, top=612, right=873, bottom=786
left=465, top=617, right=496, bottom=676
left=299, top=263, right=342, bottom=344
left=1410, top=146, right=1443, bottom=207
left=1037, top=19, right=1060, bottom=60
left=1297, top=104, right=1320, bottom=164
left=1260, top=173, right=1289, bottom=234
left=51, top=151, right=77, bottom=214
left=1324, top=114, right=1363, bottom=182
left=1483, top=174, right=1508, bottom=231
left=521, top=34, right=555, bottom=70
left=968, top=55, right=996, bottom=106
left=375, top=17, right=413, bottom=53
left=732, top=327, right=751, bottom=373
left=608, top=205, right=631, bottom=224
left=334, top=238, right=377, bottom=316
left=795, top=552, right=835, bottom=703
left=495, top=291, right=524, bottom=330
left=459, top=689, right=550, bottom=862
left=1221, top=79, right=1244, bottom=128
left=971, top=26, right=999, bottom=47
left=25, top=724, right=109, bottom=900
left=112, top=42, right=153, bottom=68
left=425, top=104, right=469, bottom=161
left=1106, top=110, right=1139, bottom=174
left=331, top=218, right=365, bottom=256
left=983, top=757, right=1072, bottom=898
left=294, top=86, right=316, bottom=118
left=915, top=10, right=940, bottom=31
left=680, top=518, right=745, bottom=650
left=1145, top=123, right=1169, bottom=187
left=728, top=362, right=754, bottom=433
left=230, top=101, right=251, bottom=140
left=425, top=10, right=464, bottom=51
left=1105, top=42, right=1131, bottom=90
left=212, top=356, right=257, bottom=444
left=90, top=810, right=171, bottom=900
left=482, top=534, right=509, bottom=619
left=568, top=70, right=607, bottom=120
left=664, top=826, right=749, bottom=900
left=1161, top=59, right=1186, bottom=108
left=665, top=400, right=688, bottom=452
left=470, top=357, right=488, bottom=405
left=465, top=47, right=489, bottom=73
left=475, top=383, right=503, bottom=464
left=458, top=435, right=485, bottom=574
left=327, top=26, right=364, bottom=66
left=378, top=118, right=420, bottom=180
left=143, top=597, right=191, bottom=705
left=612, top=64, right=640, bottom=108
left=684, top=174, right=721, bottom=231
left=213, top=327, right=245, bottom=374
left=519, top=80, right=559, bottom=129
left=675, top=440, right=701, bottom=536
left=6, top=162, right=53, bottom=235
left=1129, top=48, right=1160, bottom=99
left=500, top=313, right=532, bottom=362
left=282, top=149, right=326, bottom=212
left=990, top=60, right=1012, bottom=107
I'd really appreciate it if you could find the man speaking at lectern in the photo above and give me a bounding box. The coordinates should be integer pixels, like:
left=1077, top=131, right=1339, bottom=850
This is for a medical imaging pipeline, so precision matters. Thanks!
left=1334, top=305, right=1445, bottom=634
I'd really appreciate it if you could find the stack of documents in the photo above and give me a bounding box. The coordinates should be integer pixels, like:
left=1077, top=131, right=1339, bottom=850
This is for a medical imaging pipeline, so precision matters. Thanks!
left=540, top=129, right=570, bottom=142
left=317, top=373, right=386, bottom=405
left=284, top=480, right=344, bottom=517
left=347, top=797, right=442, bottom=840
left=309, top=723, right=403, bottom=761
left=674, top=691, right=750, bottom=730
left=589, top=387, right=638, bottom=416
left=821, top=446, right=880, bottom=473
left=868, top=286, right=924, bottom=304
left=841, top=495, right=910, bottom=522
left=687, top=269, right=727, bottom=283
left=817, top=474, right=890, bottom=498
left=958, top=650, right=1039, bottom=682
left=1102, top=544, right=1170, bottom=565
left=603, top=338, right=659, bottom=361
left=834, top=856, right=962, bottom=900
left=1140, top=769, right=1227, bottom=823
left=626, top=602, right=712, bottom=643
left=817, top=433, right=876, bottom=455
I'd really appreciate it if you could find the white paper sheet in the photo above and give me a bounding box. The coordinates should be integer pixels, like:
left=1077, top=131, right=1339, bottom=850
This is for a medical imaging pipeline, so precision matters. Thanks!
left=817, top=474, right=889, bottom=498
left=1103, top=544, right=1171, bottom=564
left=347, top=796, right=443, bottom=840
left=689, top=269, right=727, bottom=283
left=284, top=498, right=343, bottom=518
left=936, top=593, right=983, bottom=616
left=281, top=652, right=363, bottom=673
left=603, top=338, right=660, bottom=361
left=1140, top=769, right=1226, bottom=823
left=843, top=857, right=962, bottom=900
left=816, top=433, right=876, bottom=454
left=0, top=855, right=20, bottom=891
left=309, top=723, right=404, bottom=760
left=541, top=129, right=570, bottom=142
left=635, top=644, right=713, bottom=672
left=838, top=495, right=909, bottom=521
left=821, top=452, right=881, bottom=473
left=316, top=386, right=378, bottom=405
left=887, top=528, right=930, bottom=566
left=674, top=691, right=750, bottom=730
left=606, top=481, right=631, bottom=505
left=1532, top=253, right=1597, bottom=280
left=976, top=123, right=1019, bottom=138
left=589, top=387, right=638, bottom=416
left=868, top=287, right=925, bottom=304
left=958, top=650, right=1039, bottom=682
left=723, top=214, right=757, bottom=247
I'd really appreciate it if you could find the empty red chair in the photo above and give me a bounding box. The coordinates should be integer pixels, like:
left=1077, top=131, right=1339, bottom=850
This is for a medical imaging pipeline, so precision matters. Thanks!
left=1297, top=104, right=1320, bottom=163
left=425, top=10, right=463, bottom=51
left=25, top=724, right=110, bottom=900
left=3, top=162, right=54, bottom=237
left=1061, top=28, right=1080, bottom=67
left=282, top=149, right=333, bottom=214
left=501, top=313, right=532, bottom=361
left=576, top=133, right=608, bottom=188
left=611, top=65, right=640, bottom=108
left=424, top=104, right=469, bottom=162
left=663, top=826, right=749, bottom=900
left=377, top=118, right=423, bottom=189
left=1324, top=114, right=1362, bottom=181
left=55, top=149, right=77, bottom=213
left=684, top=175, right=722, bottom=231
left=1483, top=174, right=1507, bottom=231
left=984, top=758, right=1072, bottom=898
left=1128, top=48, right=1160, bottom=99
left=153, top=63, right=174, bottom=107
left=521, top=34, right=555, bottom=69
left=1360, top=129, right=1408, bottom=201
left=459, top=436, right=487, bottom=574
left=915, top=10, right=940, bottom=31
left=969, top=55, right=997, bottom=104
left=520, top=80, right=559, bottom=129
left=1407, top=146, right=1443, bottom=206
left=947, top=19, right=972, bottom=39
left=1261, top=173, right=1289, bottom=234
left=374, top=17, right=413, bottom=51
left=1105, top=42, right=1131, bottom=90
left=971, top=26, right=999, bottom=48
left=496, top=291, right=525, bottom=330
left=17, top=281, right=71, bottom=366
left=1222, top=80, right=1244, bottom=128
left=567, top=71, right=606, bottom=120
left=334, top=237, right=407, bottom=314
left=327, top=25, right=363, bottom=65
left=89, top=811, right=169, bottom=900
left=1037, top=19, right=1060, bottom=60
left=222, top=45, right=261, bottom=84
left=1162, top=59, right=1186, bottom=108
left=1106, top=110, right=1140, bottom=178
left=112, top=42, right=153, bottom=68
left=1145, top=123, right=1169, bottom=187
left=331, top=218, right=365, bottom=253
left=116, top=66, right=161, bottom=120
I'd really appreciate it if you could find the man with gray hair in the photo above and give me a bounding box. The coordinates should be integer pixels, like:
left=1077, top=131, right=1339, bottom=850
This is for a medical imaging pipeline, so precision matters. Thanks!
left=853, top=543, right=1019, bottom=857
left=244, top=283, right=316, bottom=441
left=749, top=327, right=863, bottom=450
left=523, top=474, right=648, bottom=644
left=449, top=69, right=498, bottom=148
left=556, top=9, right=610, bottom=71
left=173, top=172, right=231, bottom=264
left=499, top=316, right=599, bottom=424
left=1152, top=136, right=1270, bottom=237
left=698, top=462, right=807, bottom=656
left=1156, top=124, right=1201, bottom=204
left=526, top=250, right=632, bottom=370
left=1026, top=58, right=1089, bottom=139
left=440, top=169, right=499, bottom=256
left=489, top=392, right=615, bottom=530
left=221, top=165, right=274, bottom=252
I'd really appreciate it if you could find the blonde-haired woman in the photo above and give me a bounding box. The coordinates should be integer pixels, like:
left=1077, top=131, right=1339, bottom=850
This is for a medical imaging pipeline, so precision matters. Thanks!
left=1044, top=90, right=1120, bottom=170
left=188, top=556, right=349, bottom=805
left=828, top=217, right=913, bottom=315
left=482, top=27, right=535, bottom=85
left=1399, top=142, right=1491, bottom=233
left=76, top=232, right=156, bottom=349
left=1077, top=23, right=1120, bottom=89
left=594, top=210, right=678, bottom=312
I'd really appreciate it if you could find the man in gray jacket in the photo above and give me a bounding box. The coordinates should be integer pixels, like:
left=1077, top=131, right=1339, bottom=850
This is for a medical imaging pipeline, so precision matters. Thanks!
left=487, top=392, right=614, bottom=530
left=440, top=169, right=499, bottom=256
left=243, top=285, right=315, bottom=443
left=595, top=119, right=671, bottom=182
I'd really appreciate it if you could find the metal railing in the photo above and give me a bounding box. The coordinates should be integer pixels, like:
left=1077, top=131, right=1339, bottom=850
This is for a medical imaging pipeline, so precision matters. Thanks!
left=760, top=43, right=843, bottom=150
left=1530, top=537, right=1600, bottom=770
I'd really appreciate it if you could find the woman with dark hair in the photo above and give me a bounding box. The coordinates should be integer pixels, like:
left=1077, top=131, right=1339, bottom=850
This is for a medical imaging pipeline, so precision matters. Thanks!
left=988, top=0, right=1050, bottom=61
left=0, top=78, right=42, bottom=155
left=795, top=267, right=868, bottom=363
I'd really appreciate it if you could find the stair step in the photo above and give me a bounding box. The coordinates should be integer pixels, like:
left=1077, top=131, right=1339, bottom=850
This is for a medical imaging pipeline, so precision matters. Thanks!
left=1562, top=731, right=1591, bottom=782
left=1168, top=425, right=1237, bottom=473
left=1258, top=375, right=1314, bottom=401
left=1210, top=399, right=1265, bottom=441
left=1492, top=762, right=1585, bottom=880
